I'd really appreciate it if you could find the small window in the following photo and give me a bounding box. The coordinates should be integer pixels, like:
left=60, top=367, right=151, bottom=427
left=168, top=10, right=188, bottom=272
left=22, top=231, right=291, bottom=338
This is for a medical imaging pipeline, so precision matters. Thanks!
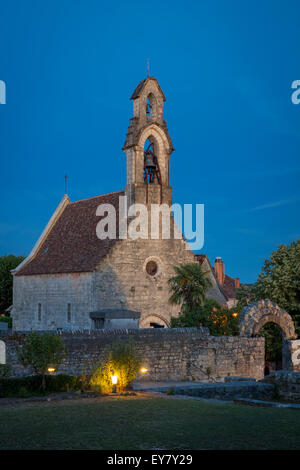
left=146, top=260, right=158, bottom=276
left=67, top=304, right=71, bottom=322
left=38, top=303, right=42, bottom=322
left=146, top=96, right=151, bottom=115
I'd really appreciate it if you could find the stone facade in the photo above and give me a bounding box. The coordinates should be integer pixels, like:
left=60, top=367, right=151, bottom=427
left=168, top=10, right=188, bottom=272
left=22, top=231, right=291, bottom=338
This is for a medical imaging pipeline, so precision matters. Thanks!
left=1, top=328, right=265, bottom=381
left=93, top=237, right=195, bottom=328
left=13, top=272, right=94, bottom=331
left=12, top=237, right=196, bottom=332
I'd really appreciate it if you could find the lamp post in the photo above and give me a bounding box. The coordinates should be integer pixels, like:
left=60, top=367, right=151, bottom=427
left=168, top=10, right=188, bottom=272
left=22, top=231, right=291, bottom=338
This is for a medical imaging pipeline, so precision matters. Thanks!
left=112, top=375, right=117, bottom=393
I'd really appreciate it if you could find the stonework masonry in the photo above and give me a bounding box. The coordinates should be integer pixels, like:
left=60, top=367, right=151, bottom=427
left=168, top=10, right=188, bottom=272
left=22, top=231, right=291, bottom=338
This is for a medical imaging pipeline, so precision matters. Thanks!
left=1, top=328, right=265, bottom=381
left=13, top=272, right=94, bottom=331
left=13, top=236, right=197, bottom=331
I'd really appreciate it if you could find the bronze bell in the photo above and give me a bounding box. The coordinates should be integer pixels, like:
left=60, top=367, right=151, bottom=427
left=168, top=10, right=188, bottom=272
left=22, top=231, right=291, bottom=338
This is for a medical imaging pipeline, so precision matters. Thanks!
left=144, top=151, right=156, bottom=169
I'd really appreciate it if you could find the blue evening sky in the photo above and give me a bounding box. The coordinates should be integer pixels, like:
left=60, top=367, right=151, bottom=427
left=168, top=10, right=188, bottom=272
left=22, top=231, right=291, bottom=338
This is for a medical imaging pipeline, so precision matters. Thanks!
left=0, top=0, right=299, bottom=283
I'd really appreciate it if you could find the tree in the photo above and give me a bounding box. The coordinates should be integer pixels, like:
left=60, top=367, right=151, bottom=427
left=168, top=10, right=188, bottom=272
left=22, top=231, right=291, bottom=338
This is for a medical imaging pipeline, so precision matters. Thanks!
left=18, top=332, right=67, bottom=391
left=235, top=283, right=257, bottom=311
left=168, top=263, right=212, bottom=316
left=235, top=240, right=300, bottom=334
left=254, top=240, right=300, bottom=321
left=0, top=255, right=25, bottom=314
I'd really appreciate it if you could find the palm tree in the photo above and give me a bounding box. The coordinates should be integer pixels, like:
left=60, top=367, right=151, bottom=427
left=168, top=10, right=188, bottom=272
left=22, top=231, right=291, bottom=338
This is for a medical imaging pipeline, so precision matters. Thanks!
left=168, top=263, right=212, bottom=314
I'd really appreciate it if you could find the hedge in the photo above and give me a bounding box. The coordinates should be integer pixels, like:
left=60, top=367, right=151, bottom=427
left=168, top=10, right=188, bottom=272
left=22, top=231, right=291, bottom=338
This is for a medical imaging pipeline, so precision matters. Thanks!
left=0, top=374, right=82, bottom=397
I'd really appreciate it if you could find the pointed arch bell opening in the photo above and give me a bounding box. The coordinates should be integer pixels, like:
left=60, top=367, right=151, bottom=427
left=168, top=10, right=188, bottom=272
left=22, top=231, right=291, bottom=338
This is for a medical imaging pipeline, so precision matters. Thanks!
left=138, top=125, right=171, bottom=186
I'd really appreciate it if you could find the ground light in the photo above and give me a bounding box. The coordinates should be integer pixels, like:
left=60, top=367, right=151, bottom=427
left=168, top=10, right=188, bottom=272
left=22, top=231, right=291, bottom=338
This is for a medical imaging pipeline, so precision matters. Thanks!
left=47, top=367, right=56, bottom=373
left=112, top=375, right=117, bottom=393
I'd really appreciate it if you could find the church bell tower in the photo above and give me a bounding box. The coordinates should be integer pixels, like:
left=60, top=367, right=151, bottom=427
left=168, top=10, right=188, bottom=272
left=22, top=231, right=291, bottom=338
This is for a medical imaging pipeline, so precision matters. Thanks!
left=123, top=77, right=174, bottom=207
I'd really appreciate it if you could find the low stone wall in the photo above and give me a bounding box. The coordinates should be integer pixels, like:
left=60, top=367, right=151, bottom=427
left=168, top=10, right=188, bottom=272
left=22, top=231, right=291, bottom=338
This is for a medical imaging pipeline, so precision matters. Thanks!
left=261, top=370, right=300, bottom=401
left=1, top=328, right=265, bottom=381
left=139, top=381, right=275, bottom=401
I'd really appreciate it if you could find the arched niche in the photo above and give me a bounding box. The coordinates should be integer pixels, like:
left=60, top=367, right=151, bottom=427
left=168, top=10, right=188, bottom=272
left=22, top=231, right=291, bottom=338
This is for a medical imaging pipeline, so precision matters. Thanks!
left=138, top=124, right=171, bottom=185
left=145, top=92, right=158, bottom=120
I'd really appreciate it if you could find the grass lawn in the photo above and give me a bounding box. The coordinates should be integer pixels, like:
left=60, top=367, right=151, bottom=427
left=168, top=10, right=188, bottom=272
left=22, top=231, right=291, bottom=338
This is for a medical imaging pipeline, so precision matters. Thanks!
left=0, top=395, right=299, bottom=450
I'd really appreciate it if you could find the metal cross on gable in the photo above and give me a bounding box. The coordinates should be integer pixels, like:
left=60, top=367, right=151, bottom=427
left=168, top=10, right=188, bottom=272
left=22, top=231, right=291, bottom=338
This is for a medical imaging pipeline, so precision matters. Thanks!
left=64, top=174, right=68, bottom=194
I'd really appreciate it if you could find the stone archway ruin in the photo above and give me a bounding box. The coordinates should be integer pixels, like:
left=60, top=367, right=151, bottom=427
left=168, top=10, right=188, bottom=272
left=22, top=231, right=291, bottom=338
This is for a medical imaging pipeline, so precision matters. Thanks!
left=239, top=299, right=296, bottom=340
left=239, top=299, right=300, bottom=372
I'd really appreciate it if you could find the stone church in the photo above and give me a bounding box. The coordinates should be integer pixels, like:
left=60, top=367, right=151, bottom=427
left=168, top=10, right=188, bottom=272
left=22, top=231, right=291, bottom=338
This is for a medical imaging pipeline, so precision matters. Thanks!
left=12, top=77, right=226, bottom=332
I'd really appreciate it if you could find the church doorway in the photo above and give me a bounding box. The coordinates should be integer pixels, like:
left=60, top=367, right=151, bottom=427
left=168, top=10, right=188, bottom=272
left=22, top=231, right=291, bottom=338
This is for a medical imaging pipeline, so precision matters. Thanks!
left=150, top=322, right=164, bottom=328
left=140, top=314, right=169, bottom=329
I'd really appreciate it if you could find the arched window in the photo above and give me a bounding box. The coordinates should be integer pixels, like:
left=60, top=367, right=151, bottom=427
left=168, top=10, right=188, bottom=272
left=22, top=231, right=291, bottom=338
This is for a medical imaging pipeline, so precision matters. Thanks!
left=146, top=97, right=151, bottom=115
left=145, top=93, right=157, bottom=119
left=144, top=137, right=161, bottom=184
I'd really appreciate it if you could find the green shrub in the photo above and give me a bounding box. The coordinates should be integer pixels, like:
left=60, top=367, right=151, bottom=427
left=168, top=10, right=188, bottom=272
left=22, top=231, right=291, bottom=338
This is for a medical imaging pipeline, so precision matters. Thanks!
left=90, top=339, right=142, bottom=394
left=0, top=376, right=41, bottom=397
left=45, top=374, right=80, bottom=393
left=18, top=332, right=67, bottom=391
left=17, top=386, right=32, bottom=398
left=0, top=316, right=12, bottom=328
left=0, top=374, right=80, bottom=397
left=0, top=364, right=11, bottom=378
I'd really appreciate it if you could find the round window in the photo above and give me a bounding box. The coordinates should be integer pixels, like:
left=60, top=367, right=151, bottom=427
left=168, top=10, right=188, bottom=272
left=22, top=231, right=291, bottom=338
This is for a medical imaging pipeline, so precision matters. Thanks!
left=146, top=260, right=158, bottom=276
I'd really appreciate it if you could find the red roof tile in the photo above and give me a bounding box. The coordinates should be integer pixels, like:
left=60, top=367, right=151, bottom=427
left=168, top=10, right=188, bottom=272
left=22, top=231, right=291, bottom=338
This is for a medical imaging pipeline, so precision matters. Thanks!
left=16, top=191, right=124, bottom=276
left=194, top=254, right=206, bottom=265
left=222, top=274, right=237, bottom=299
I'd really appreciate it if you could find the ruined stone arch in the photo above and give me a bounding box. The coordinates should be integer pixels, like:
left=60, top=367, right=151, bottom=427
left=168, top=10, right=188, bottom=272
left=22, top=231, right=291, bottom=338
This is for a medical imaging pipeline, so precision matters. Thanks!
left=239, top=299, right=296, bottom=340
left=140, top=314, right=170, bottom=328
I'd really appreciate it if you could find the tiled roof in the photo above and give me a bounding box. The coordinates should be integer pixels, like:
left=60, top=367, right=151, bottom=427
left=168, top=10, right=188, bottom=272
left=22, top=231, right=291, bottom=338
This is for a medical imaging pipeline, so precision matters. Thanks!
left=194, top=254, right=206, bottom=265
left=222, top=274, right=237, bottom=299
left=15, top=191, right=124, bottom=276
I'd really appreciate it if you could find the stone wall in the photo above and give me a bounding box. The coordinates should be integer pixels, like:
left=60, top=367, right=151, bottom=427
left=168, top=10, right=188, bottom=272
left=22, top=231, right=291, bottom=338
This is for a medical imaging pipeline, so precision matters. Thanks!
left=12, top=234, right=199, bottom=332
left=283, top=339, right=300, bottom=372
left=1, top=328, right=265, bottom=381
left=261, top=370, right=300, bottom=401
left=93, top=236, right=196, bottom=329
left=13, top=272, right=94, bottom=331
